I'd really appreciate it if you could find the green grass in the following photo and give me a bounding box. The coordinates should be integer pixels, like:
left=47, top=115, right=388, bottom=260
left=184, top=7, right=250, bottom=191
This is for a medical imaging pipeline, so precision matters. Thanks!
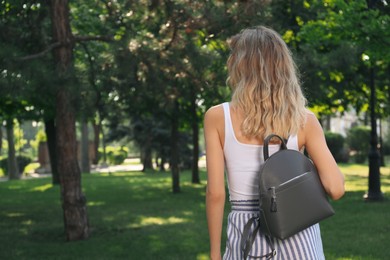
left=321, top=164, right=390, bottom=260
left=0, top=164, right=389, bottom=260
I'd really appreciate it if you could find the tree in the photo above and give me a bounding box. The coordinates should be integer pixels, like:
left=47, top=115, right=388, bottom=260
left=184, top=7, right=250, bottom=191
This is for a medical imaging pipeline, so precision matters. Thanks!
left=5, top=119, right=19, bottom=179
left=0, top=0, right=62, bottom=183
left=297, top=0, right=389, bottom=200
left=49, top=0, right=89, bottom=240
left=5, top=0, right=116, bottom=239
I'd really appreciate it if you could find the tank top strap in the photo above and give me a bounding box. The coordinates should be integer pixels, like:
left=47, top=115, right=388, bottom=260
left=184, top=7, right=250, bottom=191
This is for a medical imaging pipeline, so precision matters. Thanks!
left=286, top=135, right=299, bottom=151
left=222, top=102, right=234, bottom=144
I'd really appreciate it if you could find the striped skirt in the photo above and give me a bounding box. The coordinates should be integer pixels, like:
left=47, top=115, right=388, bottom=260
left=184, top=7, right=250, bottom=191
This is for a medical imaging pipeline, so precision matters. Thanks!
left=223, top=200, right=325, bottom=260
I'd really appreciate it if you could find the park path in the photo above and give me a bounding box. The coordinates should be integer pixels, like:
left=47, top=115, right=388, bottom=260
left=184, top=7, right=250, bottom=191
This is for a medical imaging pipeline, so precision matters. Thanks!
left=0, top=159, right=142, bottom=182
left=0, top=157, right=207, bottom=182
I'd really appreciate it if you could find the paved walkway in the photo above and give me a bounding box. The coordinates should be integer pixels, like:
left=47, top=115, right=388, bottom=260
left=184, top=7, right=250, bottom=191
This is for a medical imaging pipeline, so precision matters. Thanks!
left=0, top=163, right=143, bottom=182
left=0, top=157, right=206, bottom=182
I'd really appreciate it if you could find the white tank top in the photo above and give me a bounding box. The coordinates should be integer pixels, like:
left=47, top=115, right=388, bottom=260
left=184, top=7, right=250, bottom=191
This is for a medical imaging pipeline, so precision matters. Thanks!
left=222, top=102, right=299, bottom=201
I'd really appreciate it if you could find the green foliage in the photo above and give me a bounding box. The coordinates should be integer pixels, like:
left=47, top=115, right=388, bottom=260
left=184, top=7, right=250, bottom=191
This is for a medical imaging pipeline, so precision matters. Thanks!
left=28, top=128, right=46, bottom=159
left=12, top=120, right=28, bottom=152
left=297, top=0, right=390, bottom=116
left=100, top=146, right=128, bottom=165
left=1, top=137, right=7, bottom=157
left=35, top=129, right=47, bottom=142
left=346, top=126, right=371, bottom=163
left=1, top=158, right=9, bottom=174
left=0, top=121, right=28, bottom=154
left=0, top=0, right=54, bottom=124
left=0, top=154, right=33, bottom=175
left=17, top=154, right=33, bottom=174
left=325, top=131, right=347, bottom=163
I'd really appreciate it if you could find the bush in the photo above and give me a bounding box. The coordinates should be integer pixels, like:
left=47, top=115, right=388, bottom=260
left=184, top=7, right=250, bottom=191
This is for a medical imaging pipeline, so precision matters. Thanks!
left=0, top=154, right=33, bottom=175
left=0, top=158, right=6, bottom=174
left=346, top=126, right=370, bottom=163
left=99, top=146, right=128, bottom=165
left=325, top=132, right=348, bottom=163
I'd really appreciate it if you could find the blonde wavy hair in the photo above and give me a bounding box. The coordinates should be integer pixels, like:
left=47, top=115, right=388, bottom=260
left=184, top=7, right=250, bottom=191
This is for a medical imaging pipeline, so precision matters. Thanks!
left=227, top=26, right=307, bottom=139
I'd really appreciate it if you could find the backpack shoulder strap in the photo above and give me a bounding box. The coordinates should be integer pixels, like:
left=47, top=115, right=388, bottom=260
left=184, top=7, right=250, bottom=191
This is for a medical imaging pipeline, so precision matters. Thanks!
left=241, top=217, right=276, bottom=259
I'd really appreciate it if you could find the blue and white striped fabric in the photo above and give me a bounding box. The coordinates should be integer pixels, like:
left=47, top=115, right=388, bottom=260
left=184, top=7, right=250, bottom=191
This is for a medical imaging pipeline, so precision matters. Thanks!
left=223, top=200, right=325, bottom=260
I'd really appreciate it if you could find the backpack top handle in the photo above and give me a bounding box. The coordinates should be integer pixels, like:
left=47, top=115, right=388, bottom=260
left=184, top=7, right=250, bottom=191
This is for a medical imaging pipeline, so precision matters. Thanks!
left=263, top=134, right=288, bottom=160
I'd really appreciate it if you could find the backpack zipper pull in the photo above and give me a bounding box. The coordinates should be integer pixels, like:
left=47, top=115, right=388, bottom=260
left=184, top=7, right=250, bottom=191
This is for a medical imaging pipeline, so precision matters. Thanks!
left=270, top=187, right=277, bottom=212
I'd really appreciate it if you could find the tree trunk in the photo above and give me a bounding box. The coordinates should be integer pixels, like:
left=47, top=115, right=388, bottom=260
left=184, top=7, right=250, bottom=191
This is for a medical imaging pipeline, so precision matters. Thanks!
left=170, top=99, right=180, bottom=193
left=92, top=120, right=100, bottom=165
left=325, top=115, right=331, bottom=132
left=0, top=126, right=2, bottom=154
left=50, top=0, right=89, bottom=240
left=81, top=115, right=90, bottom=173
left=159, top=156, right=166, bottom=172
left=56, top=90, right=89, bottom=240
left=142, top=141, right=153, bottom=171
left=6, top=119, right=20, bottom=180
left=45, top=118, right=59, bottom=184
left=190, top=88, right=200, bottom=184
left=364, top=66, right=383, bottom=201
left=379, top=118, right=385, bottom=167
left=99, top=117, right=108, bottom=166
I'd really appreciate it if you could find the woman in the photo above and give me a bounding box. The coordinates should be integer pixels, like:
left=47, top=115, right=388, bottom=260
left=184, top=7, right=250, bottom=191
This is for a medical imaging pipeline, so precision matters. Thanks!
left=204, top=26, right=345, bottom=260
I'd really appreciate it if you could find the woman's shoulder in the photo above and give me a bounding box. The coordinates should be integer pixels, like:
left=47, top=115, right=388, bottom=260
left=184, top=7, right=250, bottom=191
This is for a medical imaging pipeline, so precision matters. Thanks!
left=204, top=103, right=225, bottom=120
left=304, top=108, right=315, bottom=117
left=301, top=109, right=324, bottom=140
left=204, top=104, right=226, bottom=136
left=303, top=109, right=320, bottom=128
left=298, top=109, right=321, bottom=148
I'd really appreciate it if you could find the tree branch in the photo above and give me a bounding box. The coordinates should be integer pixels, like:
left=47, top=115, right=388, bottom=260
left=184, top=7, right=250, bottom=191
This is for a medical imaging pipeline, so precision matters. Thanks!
left=164, top=25, right=178, bottom=51
left=16, top=34, right=114, bottom=61
left=17, top=42, right=62, bottom=61
left=74, top=35, right=114, bottom=43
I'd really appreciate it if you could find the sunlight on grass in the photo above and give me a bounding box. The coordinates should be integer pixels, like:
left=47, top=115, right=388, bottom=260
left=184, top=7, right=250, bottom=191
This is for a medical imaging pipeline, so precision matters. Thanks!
left=182, top=211, right=194, bottom=216
left=128, top=216, right=188, bottom=228
left=5, top=212, right=24, bottom=217
left=30, top=183, right=52, bottom=192
left=381, top=167, right=390, bottom=175
left=7, top=185, right=23, bottom=190
left=196, top=253, right=209, bottom=260
left=339, top=164, right=390, bottom=193
left=87, top=201, right=106, bottom=206
left=99, top=172, right=144, bottom=177
left=22, top=220, right=33, bottom=226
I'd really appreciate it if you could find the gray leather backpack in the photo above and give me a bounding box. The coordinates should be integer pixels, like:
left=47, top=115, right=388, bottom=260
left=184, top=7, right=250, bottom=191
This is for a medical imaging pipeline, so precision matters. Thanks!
left=241, top=134, right=335, bottom=259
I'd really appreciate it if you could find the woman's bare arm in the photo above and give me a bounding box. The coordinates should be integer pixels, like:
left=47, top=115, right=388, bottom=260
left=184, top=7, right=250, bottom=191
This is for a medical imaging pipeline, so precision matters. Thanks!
left=304, top=112, right=345, bottom=200
left=204, top=105, right=226, bottom=260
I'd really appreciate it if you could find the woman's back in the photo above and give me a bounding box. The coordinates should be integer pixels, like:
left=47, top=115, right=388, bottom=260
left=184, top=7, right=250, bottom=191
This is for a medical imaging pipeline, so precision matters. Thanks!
left=222, top=102, right=299, bottom=201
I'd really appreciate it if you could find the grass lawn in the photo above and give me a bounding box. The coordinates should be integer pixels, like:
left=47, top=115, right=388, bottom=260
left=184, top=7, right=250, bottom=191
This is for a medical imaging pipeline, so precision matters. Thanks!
left=0, top=164, right=389, bottom=260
